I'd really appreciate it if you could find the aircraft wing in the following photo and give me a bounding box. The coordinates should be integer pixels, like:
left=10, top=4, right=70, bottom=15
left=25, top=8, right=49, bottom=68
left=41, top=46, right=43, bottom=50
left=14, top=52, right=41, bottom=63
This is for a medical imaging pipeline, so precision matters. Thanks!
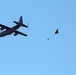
left=14, top=31, right=28, bottom=36
left=0, top=24, right=10, bottom=30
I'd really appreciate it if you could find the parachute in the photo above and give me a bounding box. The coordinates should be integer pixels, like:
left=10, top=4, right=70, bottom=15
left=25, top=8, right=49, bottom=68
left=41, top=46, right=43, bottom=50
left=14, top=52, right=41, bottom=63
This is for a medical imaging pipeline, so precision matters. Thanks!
left=47, top=29, right=60, bottom=40
left=55, top=29, right=60, bottom=34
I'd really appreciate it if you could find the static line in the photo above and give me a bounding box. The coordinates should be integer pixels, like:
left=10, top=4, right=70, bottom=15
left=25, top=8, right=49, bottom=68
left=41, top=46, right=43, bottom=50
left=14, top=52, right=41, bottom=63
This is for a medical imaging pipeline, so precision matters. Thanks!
left=47, top=34, right=55, bottom=40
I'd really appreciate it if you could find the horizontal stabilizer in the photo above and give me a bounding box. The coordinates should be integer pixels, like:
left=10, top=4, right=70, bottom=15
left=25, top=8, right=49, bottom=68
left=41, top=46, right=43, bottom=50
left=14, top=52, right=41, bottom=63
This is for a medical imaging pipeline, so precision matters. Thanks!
left=13, top=21, right=22, bottom=25
left=22, top=24, right=28, bottom=28
left=13, top=21, right=28, bottom=28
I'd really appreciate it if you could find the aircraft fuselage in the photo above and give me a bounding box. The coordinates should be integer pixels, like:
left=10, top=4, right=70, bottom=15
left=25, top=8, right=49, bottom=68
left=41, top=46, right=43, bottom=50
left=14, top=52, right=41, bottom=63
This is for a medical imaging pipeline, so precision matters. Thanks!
left=0, top=16, right=28, bottom=37
left=0, top=25, right=20, bottom=37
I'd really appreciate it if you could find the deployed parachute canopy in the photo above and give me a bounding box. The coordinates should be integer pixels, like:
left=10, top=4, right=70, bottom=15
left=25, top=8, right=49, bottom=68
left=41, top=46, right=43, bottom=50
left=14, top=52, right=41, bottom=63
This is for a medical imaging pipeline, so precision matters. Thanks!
left=55, top=29, right=60, bottom=34
left=47, top=29, right=60, bottom=40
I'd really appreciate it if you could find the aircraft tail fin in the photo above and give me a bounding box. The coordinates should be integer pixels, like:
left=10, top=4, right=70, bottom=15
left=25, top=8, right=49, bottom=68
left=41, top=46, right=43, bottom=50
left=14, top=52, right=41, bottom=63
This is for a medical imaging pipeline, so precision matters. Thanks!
left=13, top=16, right=28, bottom=28
left=19, top=16, right=23, bottom=23
left=18, top=16, right=28, bottom=28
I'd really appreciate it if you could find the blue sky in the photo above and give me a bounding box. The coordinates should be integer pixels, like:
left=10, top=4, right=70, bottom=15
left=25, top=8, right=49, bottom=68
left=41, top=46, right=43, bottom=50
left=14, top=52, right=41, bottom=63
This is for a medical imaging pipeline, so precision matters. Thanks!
left=0, top=0, right=76, bottom=75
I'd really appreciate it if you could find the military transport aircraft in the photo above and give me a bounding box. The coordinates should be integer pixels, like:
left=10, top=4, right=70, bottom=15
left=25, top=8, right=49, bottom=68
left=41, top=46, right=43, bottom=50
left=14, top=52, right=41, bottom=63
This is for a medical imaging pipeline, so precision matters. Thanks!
left=0, top=16, right=28, bottom=37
